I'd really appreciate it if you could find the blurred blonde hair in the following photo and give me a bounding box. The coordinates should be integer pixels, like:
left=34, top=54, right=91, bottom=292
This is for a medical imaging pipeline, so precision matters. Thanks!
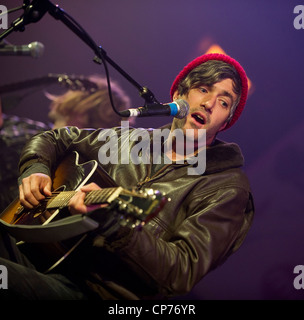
left=46, top=75, right=132, bottom=129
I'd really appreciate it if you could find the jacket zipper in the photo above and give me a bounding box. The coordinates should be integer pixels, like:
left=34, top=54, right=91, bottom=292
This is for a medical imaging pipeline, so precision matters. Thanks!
left=136, top=163, right=172, bottom=190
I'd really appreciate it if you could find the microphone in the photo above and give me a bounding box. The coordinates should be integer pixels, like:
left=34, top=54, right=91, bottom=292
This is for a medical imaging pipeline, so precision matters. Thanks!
left=120, top=99, right=189, bottom=119
left=0, top=41, right=45, bottom=58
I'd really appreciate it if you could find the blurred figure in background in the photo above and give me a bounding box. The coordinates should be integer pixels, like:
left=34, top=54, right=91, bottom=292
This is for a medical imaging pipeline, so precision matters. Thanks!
left=46, top=75, right=134, bottom=129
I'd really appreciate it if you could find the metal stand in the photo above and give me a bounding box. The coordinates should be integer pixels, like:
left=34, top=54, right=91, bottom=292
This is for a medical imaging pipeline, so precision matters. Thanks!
left=0, top=0, right=159, bottom=115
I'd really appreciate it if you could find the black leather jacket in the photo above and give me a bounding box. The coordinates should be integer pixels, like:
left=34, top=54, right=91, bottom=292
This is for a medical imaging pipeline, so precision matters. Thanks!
left=18, top=125, right=254, bottom=299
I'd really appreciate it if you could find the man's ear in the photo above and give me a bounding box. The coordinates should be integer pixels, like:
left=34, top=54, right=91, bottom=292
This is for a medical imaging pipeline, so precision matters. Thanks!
left=172, top=90, right=179, bottom=101
left=219, top=121, right=228, bottom=131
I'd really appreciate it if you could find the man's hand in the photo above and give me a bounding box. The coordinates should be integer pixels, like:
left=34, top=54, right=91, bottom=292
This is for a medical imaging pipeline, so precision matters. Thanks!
left=19, top=173, right=52, bottom=208
left=68, top=182, right=107, bottom=215
left=19, top=175, right=106, bottom=214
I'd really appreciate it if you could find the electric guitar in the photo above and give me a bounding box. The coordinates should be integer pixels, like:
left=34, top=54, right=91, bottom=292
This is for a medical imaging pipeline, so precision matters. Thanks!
left=0, top=152, right=168, bottom=272
left=0, top=73, right=100, bottom=112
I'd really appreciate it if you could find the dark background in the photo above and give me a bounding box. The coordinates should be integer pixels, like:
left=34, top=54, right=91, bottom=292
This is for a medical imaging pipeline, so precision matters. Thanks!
left=1, top=0, right=304, bottom=299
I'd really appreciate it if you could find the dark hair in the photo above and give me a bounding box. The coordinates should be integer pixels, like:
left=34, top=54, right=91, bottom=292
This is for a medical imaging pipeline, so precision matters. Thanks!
left=177, top=60, right=242, bottom=120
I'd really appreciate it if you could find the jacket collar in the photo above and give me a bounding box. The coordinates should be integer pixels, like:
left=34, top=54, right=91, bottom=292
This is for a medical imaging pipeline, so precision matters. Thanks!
left=205, top=139, right=244, bottom=174
left=153, top=123, right=244, bottom=175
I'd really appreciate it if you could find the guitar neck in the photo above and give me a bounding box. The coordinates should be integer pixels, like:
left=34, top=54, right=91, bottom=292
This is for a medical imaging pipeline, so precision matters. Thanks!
left=47, top=187, right=123, bottom=209
left=0, top=75, right=57, bottom=94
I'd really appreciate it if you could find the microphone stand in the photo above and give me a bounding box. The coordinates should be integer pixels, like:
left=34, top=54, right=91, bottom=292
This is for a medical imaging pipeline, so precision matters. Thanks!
left=0, top=1, right=32, bottom=41
left=0, top=0, right=159, bottom=112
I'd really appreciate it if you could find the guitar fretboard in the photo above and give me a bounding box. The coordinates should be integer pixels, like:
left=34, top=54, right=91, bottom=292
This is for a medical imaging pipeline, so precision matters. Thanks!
left=46, top=187, right=121, bottom=209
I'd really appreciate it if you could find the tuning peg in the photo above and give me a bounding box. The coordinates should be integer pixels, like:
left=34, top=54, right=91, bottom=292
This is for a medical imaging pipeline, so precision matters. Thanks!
left=118, top=202, right=127, bottom=211
left=135, top=208, right=143, bottom=215
left=133, top=220, right=145, bottom=231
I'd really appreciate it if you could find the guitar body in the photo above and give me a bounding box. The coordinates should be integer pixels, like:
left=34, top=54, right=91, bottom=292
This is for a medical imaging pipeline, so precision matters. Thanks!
left=0, top=152, right=101, bottom=272
left=0, top=152, right=167, bottom=273
left=1, top=151, right=107, bottom=225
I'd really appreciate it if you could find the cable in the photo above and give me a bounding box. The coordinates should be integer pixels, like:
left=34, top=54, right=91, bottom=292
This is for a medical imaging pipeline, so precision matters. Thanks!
left=60, top=9, right=122, bottom=117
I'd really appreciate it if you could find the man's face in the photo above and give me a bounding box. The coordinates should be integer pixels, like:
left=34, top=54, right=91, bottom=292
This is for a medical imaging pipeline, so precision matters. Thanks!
left=172, top=78, right=238, bottom=146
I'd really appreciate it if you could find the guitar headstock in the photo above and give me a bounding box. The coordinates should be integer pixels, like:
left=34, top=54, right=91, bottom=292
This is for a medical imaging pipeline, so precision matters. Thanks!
left=114, top=188, right=169, bottom=230
left=48, top=73, right=99, bottom=93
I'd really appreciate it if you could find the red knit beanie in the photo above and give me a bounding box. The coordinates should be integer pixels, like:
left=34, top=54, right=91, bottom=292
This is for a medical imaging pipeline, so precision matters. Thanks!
left=170, top=53, right=248, bottom=130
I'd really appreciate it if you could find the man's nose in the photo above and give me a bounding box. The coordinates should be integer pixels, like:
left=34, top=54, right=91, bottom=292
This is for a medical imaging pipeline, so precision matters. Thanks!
left=203, top=95, right=216, bottom=111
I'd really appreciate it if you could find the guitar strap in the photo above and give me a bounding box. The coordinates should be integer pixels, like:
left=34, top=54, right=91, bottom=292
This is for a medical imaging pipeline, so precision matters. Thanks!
left=0, top=214, right=99, bottom=243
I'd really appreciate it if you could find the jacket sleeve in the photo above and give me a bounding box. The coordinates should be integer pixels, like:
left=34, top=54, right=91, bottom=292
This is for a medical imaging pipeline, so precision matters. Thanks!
left=18, top=127, right=100, bottom=180
left=101, top=177, right=254, bottom=297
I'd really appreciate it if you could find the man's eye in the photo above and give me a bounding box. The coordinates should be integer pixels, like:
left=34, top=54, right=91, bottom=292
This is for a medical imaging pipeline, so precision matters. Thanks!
left=200, top=87, right=207, bottom=93
left=221, top=100, right=229, bottom=108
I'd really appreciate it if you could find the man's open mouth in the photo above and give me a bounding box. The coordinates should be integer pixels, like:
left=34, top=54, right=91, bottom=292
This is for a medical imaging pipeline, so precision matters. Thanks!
left=191, top=113, right=205, bottom=125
